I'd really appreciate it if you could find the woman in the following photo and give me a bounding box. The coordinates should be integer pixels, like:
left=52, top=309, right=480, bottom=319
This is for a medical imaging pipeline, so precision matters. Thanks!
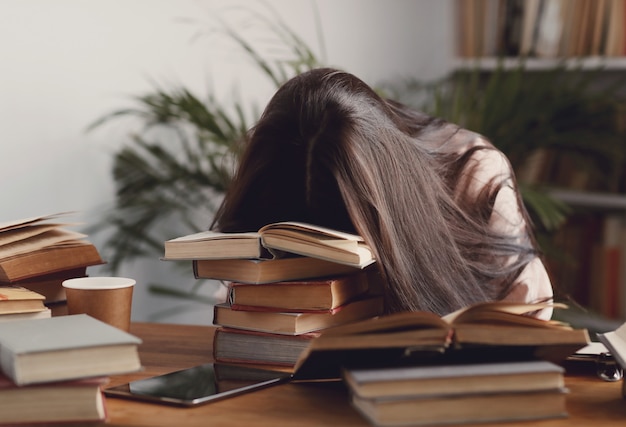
left=211, top=68, right=553, bottom=318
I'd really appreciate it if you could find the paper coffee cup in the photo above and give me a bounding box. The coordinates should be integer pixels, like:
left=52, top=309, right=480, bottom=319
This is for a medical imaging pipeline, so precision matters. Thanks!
left=62, top=277, right=135, bottom=331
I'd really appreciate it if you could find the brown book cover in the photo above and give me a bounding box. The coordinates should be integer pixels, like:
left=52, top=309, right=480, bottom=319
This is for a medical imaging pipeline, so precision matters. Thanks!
left=0, top=243, right=104, bottom=283
left=214, top=296, right=384, bottom=335
left=193, top=256, right=363, bottom=285
left=227, top=271, right=370, bottom=312
left=12, top=267, right=88, bottom=303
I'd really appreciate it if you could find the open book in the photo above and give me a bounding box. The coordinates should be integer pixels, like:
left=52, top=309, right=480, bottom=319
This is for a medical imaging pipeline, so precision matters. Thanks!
left=164, top=222, right=375, bottom=268
left=292, top=301, right=590, bottom=380
left=0, top=213, right=104, bottom=282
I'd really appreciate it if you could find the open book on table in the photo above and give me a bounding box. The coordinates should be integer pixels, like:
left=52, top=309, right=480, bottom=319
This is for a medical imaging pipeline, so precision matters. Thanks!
left=164, top=222, right=375, bottom=269
left=291, top=301, right=590, bottom=381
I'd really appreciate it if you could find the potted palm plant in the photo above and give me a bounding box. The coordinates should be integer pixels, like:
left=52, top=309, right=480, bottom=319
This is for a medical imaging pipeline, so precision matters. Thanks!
left=90, top=8, right=626, bottom=319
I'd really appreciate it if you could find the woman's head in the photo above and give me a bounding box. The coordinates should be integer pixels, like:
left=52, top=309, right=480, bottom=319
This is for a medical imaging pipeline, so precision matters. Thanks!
left=212, top=68, right=536, bottom=315
left=212, top=68, right=439, bottom=233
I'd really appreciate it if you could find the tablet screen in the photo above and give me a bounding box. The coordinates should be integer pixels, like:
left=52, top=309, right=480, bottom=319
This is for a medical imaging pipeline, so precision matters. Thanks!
left=104, top=363, right=293, bottom=407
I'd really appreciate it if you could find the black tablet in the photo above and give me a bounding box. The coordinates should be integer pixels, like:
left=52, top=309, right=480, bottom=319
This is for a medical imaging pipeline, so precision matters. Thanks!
left=104, top=363, right=293, bottom=407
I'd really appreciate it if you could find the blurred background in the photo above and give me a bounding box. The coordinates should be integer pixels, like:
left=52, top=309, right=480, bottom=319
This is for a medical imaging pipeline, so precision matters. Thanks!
left=2, top=0, right=625, bottom=327
left=0, top=0, right=453, bottom=324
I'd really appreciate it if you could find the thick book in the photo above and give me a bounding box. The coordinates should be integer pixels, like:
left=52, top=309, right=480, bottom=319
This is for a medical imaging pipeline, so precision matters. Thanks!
left=0, top=374, right=107, bottom=425
left=227, top=272, right=370, bottom=312
left=351, top=388, right=568, bottom=426
left=0, top=314, right=142, bottom=386
left=213, top=296, right=384, bottom=335
left=193, top=256, right=363, bottom=284
left=164, top=221, right=375, bottom=268
left=0, top=242, right=104, bottom=282
left=14, top=267, right=88, bottom=304
left=0, top=285, right=47, bottom=315
left=343, top=360, right=565, bottom=399
left=292, top=301, right=590, bottom=380
left=213, top=327, right=317, bottom=367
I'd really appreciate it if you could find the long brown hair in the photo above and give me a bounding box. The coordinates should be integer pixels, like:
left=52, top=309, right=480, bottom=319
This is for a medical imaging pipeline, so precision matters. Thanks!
left=211, top=68, right=538, bottom=315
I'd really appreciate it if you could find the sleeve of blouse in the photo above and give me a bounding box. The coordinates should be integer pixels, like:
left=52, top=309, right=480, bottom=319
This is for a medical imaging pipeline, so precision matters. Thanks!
left=464, top=145, right=554, bottom=320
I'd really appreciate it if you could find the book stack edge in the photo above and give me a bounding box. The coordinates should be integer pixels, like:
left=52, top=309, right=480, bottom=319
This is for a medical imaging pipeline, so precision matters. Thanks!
left=343, top=360, right=568, bottom=426
left=0, top=314, right=142, bottom=425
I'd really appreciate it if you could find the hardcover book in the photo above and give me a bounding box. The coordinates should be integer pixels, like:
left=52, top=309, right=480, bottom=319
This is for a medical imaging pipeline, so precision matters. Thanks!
left=193, top=256, right=363, bottom=284
left=0, top=314, right=142, bottom=386
left=213, top=327, right=317, bottom=367
left=0, top=374, right=108, bottom=425
left=0, top=243, right=104, bottom=283
left=0, top=285, right=47, bottom=315
left=227, top=271, right=370, bottom=312
left=350, top=388, right=567, bottom=426
left=0, top=213, right=104, bottom=283
left=343, top=360, right=565, bottom=399
left=213, top=296, right=384, bottom=335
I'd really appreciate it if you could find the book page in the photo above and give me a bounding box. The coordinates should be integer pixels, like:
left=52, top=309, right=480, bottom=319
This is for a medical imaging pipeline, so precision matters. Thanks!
left=167, top=230, right=260, bottom=243
left=443, top=302, right=567, bottom=327
left=0, top=212, right=74, bottom=233
left=259, top=222, right=364, bottom=242
left=0, top=229, right=87, bottom=259
left=0, top=223, right=75, bottom=247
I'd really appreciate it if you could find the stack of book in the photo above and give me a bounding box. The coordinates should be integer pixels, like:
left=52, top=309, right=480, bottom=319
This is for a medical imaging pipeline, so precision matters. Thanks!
left=212, top=270, right=384, bottom=368
left=164, top=221, right=381, bottom=369
left=0, top=314, right=142, bottom=425
left=343, top=360, right=568, bottom=426
left=0, top=285, right=51, bottom=322
left=0, top=213, right=105, bottom=315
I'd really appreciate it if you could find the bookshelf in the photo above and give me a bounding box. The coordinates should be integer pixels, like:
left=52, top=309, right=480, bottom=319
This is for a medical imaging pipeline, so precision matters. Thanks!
left=456, top=0, right=626, bottom=61
left=454, top=0, right=626, bottom=319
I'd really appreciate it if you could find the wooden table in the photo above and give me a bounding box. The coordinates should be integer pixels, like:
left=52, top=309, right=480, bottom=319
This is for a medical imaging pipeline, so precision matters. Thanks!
left=105, top=323, right=626, bottom=426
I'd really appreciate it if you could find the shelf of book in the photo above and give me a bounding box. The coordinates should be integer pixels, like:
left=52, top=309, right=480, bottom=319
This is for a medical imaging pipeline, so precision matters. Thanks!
left=453, top=56, right=626, bottom=72
left=455, top=0, right=626, bottom=61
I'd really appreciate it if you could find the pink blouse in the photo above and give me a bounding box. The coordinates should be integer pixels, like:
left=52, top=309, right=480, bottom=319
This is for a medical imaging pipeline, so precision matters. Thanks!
left=457, top=134, right=554, bottom=319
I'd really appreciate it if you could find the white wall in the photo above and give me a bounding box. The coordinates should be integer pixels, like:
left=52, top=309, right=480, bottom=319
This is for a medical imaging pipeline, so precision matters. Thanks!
left=0, top=0, right=455, bottom=325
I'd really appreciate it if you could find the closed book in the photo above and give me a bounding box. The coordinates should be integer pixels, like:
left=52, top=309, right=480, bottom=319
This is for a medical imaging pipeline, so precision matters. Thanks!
left=165, top=221, right=375, bottom=269
left=343, top=360, right=565, bottom=400
left=213, top=327, right=316, bottom=367
left=227, top=272, right=370, bottom=311
left=0, top=314, right=142, bottom=386
left=0, top=374, right=107, bottom=425
left=0, top=243, right=105, bottom=283
left=213, top=296, right=384, bottom=335
left=0, top=285, right=47, bottom=314
left=14, top=266, right=88, bottom=304
left=351, top=388, right=568, bottom=426
left=194, top=256, right=362, bottom=285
